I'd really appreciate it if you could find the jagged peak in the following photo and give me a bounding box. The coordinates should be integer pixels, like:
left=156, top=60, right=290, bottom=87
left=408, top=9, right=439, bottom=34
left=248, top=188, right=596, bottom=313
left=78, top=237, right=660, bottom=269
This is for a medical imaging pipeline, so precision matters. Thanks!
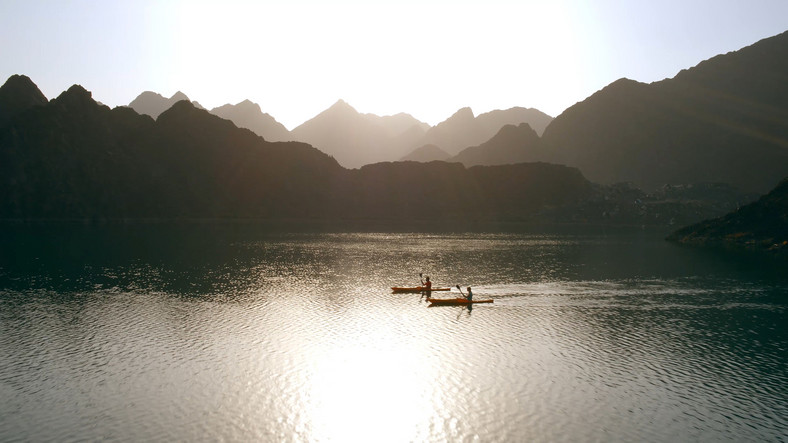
left=489, top=122, right=537, bottom=141
left=236, top=99, right=262, bottom=112
left=450, top=107, right=475, bottom=120
left=0, top=74, right=48, bottom=106
left=53, top=84, right=94, bottom=105
left=170, top=91, right=190, bottom=101
left=132, top=91, right=166, bottom=102
left=328, top=99, right=357, bottom=113
left=166, top=99, right=198, bottom=112
left=1, top=74, right=45, bottom=96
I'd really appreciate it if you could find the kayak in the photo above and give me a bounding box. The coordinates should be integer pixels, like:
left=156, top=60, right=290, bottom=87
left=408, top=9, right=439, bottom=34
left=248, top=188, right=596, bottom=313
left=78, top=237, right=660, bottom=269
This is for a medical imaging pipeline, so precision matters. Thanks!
left=391, top=286, right=451, bottom=293
left=428, top=298, right=493, bottom=306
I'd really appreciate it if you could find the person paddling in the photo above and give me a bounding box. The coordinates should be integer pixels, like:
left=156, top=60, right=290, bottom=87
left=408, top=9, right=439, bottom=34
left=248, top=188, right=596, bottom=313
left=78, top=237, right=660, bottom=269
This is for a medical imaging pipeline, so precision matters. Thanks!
left=456, top=285, right=473, bottom=301
left=422, top=275, right=432, bottom=291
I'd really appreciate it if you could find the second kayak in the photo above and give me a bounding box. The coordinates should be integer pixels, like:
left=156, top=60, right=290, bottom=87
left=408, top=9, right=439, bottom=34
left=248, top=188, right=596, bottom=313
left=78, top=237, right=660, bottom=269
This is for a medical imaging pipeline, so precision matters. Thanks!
left=428, top=298, right=493, bottom=305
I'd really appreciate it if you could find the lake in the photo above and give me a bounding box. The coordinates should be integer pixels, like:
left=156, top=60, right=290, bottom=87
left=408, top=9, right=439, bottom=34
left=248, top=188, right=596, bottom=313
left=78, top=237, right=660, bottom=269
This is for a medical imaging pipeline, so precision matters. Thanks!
left=1, top=225, right=786, bottom=442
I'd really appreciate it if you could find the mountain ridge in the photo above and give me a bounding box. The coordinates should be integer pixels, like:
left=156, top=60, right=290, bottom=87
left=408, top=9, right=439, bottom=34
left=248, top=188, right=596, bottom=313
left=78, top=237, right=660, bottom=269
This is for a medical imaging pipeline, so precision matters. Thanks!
left=540, top=30, right=788, bottom=193
left=0, top=76, right=588, bottom=223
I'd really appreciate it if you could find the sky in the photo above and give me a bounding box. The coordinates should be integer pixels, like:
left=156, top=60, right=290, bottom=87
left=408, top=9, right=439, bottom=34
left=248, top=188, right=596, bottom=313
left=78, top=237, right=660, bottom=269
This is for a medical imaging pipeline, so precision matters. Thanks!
left=1, top=0, right=787, bottom=130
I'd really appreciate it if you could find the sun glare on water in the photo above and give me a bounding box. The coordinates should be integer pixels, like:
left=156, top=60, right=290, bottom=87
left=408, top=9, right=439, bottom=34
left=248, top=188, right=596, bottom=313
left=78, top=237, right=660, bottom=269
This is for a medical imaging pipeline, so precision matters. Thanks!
left=302, top=342, right=434, bottom=441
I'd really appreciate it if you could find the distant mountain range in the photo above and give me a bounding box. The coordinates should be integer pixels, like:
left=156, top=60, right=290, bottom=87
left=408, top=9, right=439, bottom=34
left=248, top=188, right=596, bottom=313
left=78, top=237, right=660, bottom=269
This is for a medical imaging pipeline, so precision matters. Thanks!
left=210, top=100, right=291, bottom=142
left=0, top=76, right=586, bottom=223
left=128, top=93, right=553, bottom=169
left=127, top=91, right=204, bottom=119
left=121, top=29, right=785, bottom=191
left=3, top=29, right=787, bottom=235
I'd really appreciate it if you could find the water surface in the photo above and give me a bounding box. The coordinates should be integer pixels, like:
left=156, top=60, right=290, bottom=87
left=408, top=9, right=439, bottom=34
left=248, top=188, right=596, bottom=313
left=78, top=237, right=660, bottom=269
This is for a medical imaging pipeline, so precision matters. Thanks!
left=1, top=226, right=786, bottom=441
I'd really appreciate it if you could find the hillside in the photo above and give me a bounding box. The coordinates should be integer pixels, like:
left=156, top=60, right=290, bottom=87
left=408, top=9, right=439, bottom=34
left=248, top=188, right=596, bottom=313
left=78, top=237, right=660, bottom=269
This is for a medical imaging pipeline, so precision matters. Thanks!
left=450, top=123, right=542, bottom=167
left=541, top=31, right=788, bottom=194
left=127, top=91, right=204, bottom=119
left=210, top=100, right=292, bottom=142
left=667, top=178, right=788, bottom=258
left=0, top=76, right=593, bottom=224
left=400, top=144, right=451, bottom=162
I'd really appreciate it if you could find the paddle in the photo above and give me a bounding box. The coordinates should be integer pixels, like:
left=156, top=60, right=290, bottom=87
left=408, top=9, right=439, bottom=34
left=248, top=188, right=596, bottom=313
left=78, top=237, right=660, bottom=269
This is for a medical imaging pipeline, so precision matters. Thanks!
left=455, top=285, right=469, bottom=318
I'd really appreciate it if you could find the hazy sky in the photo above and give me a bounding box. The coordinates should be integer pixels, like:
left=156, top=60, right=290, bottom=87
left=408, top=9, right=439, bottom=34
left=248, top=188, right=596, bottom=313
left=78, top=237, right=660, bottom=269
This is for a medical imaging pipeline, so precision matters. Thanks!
left=2, top=0, right=787, bottom=129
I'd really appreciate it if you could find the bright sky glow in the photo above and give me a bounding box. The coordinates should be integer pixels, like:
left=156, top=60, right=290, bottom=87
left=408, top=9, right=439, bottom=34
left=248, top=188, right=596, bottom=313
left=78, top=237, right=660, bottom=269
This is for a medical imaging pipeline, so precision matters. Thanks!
left=1, top=0, right=787, bottom=129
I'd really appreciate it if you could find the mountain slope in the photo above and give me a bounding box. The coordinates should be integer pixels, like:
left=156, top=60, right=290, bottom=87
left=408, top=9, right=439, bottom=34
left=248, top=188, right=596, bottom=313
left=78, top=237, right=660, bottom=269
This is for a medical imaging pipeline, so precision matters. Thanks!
left=450, top=123, right=542, bottom=167
left=0, top=76, right=593, bottom=223
left=420, top=107, right=553, bottom=156
left=290, top=100, right=404, bottom=168
left=541, top=30, right=788, bottom=193
left=0, top=74, right=48, bottom=128
left=210, top=100, right=292, bottom=141
left=400, top=144, right=451, bottom=162
left=128, top=91, right=204, bottom=119
left=476, top=107, right=553, bottom=137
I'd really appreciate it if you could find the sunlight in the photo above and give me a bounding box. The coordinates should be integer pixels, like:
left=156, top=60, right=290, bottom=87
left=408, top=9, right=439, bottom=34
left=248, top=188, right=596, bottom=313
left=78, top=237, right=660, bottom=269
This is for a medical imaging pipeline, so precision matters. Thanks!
left=303, top=344, right=434, bottom=442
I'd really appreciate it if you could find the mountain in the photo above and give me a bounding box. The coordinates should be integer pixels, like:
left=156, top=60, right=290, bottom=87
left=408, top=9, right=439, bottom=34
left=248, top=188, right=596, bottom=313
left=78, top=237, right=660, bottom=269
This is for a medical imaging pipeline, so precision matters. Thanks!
left=419, top=107, right=553, bottom=156
left=541, top=30, right=788, bottom=193
left=210, top=100, right=291, bottom=141
left=450, top=123, right=542, bottom=166
left=0, top=76, right=594, bottom=224
left=0, top=74, right=48, bottom=128
left=128, top=91, right=204, bottom=119
left=289, top=100, right=416, bottom=168
left=400, top=144, right=451, bottom=162
left=667, top=177, right=788, bottom=258
left=365, top=112, right=430, bottom=137
left=476, top=107, right=552, bottom=137
left=289, top=101, right=553, bottom=167
left=1, top=79, right=343, bottom=219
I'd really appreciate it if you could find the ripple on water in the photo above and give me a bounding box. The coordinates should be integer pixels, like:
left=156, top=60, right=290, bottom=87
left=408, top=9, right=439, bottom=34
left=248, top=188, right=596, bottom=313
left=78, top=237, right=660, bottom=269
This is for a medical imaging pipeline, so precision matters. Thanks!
left=1, top=231, right=786, bottom=442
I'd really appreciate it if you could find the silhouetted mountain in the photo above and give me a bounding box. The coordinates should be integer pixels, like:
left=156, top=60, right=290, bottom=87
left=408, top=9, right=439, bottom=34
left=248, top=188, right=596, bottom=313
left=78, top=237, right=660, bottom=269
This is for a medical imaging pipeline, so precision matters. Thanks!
left=400, top=144, right=451, bottom=162
left=0, top=77, right=595, bottom=224
left=476, top=107, right=552, bottom=137
left=419, top=107, right=553, bottom=156
left=667, top=177, right=788, bottom=258
left=541, top=31, right=788, bottom=193
left=1, top=79, right=343, bottom=219
left=289, top=102, right=553, bottom=167
left=366, top=112, right=430, bottom=137
left=419, top=107, right=476, bottom=155
left=290, top=100, right=416, bottom=168
left=0, top=74, right=48, bottom=128
left=450, top=123, right=542, bottom=166
left=210, top=100, right=291, bottom=141
left=128, top=91, right=204, bottom=119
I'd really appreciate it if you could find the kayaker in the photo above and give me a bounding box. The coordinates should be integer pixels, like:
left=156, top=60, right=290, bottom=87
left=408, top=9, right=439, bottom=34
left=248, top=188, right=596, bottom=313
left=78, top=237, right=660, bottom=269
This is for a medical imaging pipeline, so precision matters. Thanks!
left=423, top=276, right=432, bottom=291
left=466, top=287, right=473, bottom=301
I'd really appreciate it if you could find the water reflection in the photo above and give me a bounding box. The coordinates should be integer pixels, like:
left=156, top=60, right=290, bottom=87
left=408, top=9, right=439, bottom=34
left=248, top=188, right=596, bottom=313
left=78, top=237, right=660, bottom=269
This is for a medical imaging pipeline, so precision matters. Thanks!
left=0, top=226, right=786, bottom=441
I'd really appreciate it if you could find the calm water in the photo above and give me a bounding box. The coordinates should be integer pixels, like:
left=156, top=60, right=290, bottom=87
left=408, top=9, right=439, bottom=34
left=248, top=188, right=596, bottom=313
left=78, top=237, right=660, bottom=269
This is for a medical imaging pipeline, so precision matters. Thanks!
left=0, top=226, right=786, bottom=442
